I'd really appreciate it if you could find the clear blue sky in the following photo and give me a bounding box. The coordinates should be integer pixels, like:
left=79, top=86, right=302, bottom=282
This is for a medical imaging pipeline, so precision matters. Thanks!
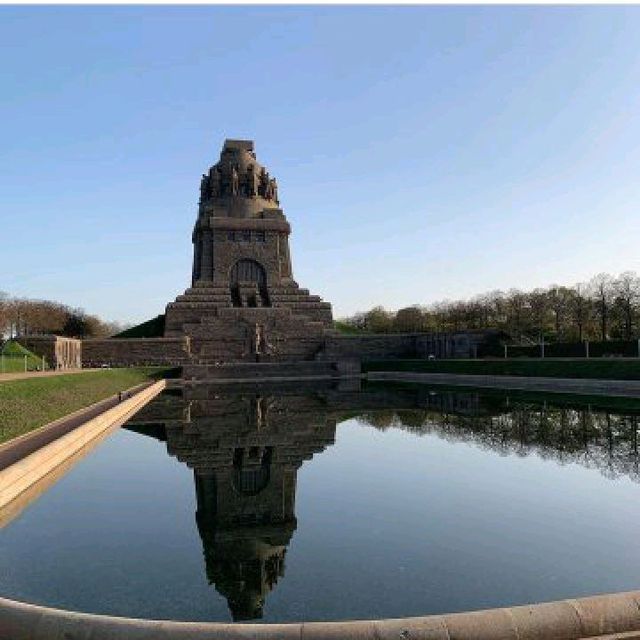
left=1, top=6, right=639, bottom=324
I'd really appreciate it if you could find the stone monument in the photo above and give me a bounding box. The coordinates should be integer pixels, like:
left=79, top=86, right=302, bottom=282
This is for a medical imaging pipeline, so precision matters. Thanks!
left=164, top=140, right=334, bottom=367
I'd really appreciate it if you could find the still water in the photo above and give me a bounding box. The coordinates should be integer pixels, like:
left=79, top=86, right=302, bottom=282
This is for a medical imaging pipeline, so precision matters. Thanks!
left=2, top=381, right=640, bottom=623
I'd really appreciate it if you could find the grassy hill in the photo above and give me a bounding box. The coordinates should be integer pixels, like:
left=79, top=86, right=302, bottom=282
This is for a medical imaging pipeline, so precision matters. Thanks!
left=0, top=340, right=45, bottom=373
left=113, top=315, right=165, bottom=339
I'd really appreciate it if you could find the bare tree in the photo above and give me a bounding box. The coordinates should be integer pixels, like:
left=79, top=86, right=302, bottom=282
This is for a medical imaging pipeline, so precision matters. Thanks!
left=567, top=284, right=591, bottom=342
left=589, top=273, right=615, bottom=341
left=547, top=285, right=572, bottom=340
left=505, top=289, right=529, bottom=341
left=613, top=272, right=639, bottom=340
left=337, top=270, right=639, bottom=342
left=364, top=306, right=394, bottom=333
left=393, top=306, right=425, bottom=332
left=528, top=288, right=550, bottom=338
left=0, top=291, right=8, bottom=339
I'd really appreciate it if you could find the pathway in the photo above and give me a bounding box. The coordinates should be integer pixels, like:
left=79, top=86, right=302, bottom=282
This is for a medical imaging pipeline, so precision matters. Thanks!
left=0, top=368, right=100, bottom=384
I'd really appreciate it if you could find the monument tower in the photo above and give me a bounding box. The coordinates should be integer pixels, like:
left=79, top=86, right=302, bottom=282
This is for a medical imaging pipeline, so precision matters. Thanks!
left=164, top=139, right=333, bottom=365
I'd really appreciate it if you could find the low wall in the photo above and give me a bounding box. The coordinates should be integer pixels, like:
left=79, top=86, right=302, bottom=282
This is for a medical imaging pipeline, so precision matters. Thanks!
left=82, top=338, right=190, bottom=367
left=321, top=334, right=419, bottom=360
left=2, top=589, right=640, bottom=639
left=0, top=380, right=166, bottom=511
left=367, top=371, right=640, bottom=398
left=322, top=331, right=496, bottom=361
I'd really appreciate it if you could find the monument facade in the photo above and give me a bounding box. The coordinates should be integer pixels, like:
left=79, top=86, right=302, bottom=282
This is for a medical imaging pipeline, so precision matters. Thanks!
left=164, top=140, right=334, bottom=366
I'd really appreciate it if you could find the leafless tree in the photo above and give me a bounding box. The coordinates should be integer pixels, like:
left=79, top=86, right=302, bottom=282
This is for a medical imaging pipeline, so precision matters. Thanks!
left=589, top=273, right=616, bottom=341
left=613, top=272, right=639, bottom=340
left=338, top=271, right=638, bottom=343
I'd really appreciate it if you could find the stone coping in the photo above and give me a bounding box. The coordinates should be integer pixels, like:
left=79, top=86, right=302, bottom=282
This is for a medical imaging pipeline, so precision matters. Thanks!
left=367, top=371, right=640, bottom=399
left=2, top=590, right=640, bottom=639
left=0, top=380, right=166, bottom=513
left=0, top=380, right=154, bottom=472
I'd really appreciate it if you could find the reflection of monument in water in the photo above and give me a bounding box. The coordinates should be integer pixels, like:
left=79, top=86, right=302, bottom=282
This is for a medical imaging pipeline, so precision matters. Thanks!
left=127, top=383, right=640, bottom=619
left=127, top=386, right=338, bottom=620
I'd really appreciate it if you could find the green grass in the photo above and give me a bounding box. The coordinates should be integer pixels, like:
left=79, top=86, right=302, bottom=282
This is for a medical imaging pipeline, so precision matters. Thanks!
left=363, top=358, right=640, bottom=380
left=0, top=367, right=167, bottom=444
left=0, top=340, right=44, bottom=373
left=113, top=315, right=165, bottom=338
left=333, top=320, right=367, bottom=335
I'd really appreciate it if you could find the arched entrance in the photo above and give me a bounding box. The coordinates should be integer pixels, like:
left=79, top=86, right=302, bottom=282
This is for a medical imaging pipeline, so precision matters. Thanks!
left=230, top=259, right=270, bottom=307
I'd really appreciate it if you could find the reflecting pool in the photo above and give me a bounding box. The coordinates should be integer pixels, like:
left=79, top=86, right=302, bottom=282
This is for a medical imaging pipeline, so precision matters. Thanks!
left=2, top=381, right=640, bottom=623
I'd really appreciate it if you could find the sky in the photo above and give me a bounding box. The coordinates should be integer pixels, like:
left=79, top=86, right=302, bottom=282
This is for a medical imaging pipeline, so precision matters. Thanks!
left=1, top=5, right=639, bottom=325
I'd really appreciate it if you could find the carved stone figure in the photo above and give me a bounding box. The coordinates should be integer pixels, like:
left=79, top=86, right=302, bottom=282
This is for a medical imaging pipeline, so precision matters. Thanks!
left=269, top=178, right=278, bottom=204
left=231, top=165, right=240, bottom=196
left=259, top=167, right=269, bottom=198
left=264, top=177, right=273, bottom=200
left=200, top=174, right=210, bottom=201
left=242, top=322, right=264, bottom=357
left=209, top=167, right=221, bottom=198
left=246, top=164, right=258, bottom=197
left=254, top=323, right=263, bottom=355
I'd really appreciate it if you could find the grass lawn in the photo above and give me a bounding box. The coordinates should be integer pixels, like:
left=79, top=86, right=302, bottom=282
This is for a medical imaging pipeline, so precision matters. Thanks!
left=363, top=358, right=640, bottom=380
left=0, top=340, right=44, bottom=373
left=0, top=368, right=167, bottom=445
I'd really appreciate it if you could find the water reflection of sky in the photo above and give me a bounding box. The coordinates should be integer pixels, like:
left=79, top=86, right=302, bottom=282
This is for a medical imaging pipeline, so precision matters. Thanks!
left=1, top=385, right=640, bottom=623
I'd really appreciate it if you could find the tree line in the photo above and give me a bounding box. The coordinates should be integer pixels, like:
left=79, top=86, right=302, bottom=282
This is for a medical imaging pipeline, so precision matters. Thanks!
left=359, top=403, right=640, bottom=483
left=0, top=292, right=127, bottom=339
left=338, top=271, right=640, bottom=343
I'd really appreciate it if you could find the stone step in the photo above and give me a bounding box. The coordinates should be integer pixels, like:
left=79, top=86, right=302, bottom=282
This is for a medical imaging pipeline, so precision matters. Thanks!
left=173, top=297, right=231, bottom=304
left=270, top=295, right=323, bottom=303
left=182, top=361, right=341, bottom=380
left=273, top=301, right=331, bottom=309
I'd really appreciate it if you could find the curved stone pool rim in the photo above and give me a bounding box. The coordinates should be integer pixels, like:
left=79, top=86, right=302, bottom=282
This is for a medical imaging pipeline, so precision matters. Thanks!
left=3, top=590, right=640, bottom=640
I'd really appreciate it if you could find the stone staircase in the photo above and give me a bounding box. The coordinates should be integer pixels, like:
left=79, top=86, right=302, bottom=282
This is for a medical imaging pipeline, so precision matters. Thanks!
left=165, top=282, right=332, bottom=337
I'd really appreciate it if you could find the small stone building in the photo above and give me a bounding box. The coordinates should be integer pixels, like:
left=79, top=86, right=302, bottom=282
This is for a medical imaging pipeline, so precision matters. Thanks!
left=17, top=335, right=82, bottom=370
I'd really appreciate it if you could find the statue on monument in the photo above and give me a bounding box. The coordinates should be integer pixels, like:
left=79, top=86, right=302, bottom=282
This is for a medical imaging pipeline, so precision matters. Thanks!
left=259, top=167, right=270, bottom=198
left=242, top=322, right=277, bottom=358
left=269, top=178, right=279, bottom=204
left=246, top=164, right=258, bottom=197
left=200, top=174, right=210, bottom=201
left=264, top=177, right=273, bottom=200
left=231, top=164, right=240, bottom=196
left=209, top=167, right=221, bottom=198
left=254, top=323, right=264, bottom=355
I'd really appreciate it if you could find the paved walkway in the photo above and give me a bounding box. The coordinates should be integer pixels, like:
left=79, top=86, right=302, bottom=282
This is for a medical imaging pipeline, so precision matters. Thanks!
left=0, top=369, right=99, bottom=384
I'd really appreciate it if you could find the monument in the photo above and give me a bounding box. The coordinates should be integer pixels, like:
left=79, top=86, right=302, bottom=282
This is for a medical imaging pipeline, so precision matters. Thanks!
left=74, top=138, right=496, bottom=371
left=164, top=140, right=334, bottom=368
